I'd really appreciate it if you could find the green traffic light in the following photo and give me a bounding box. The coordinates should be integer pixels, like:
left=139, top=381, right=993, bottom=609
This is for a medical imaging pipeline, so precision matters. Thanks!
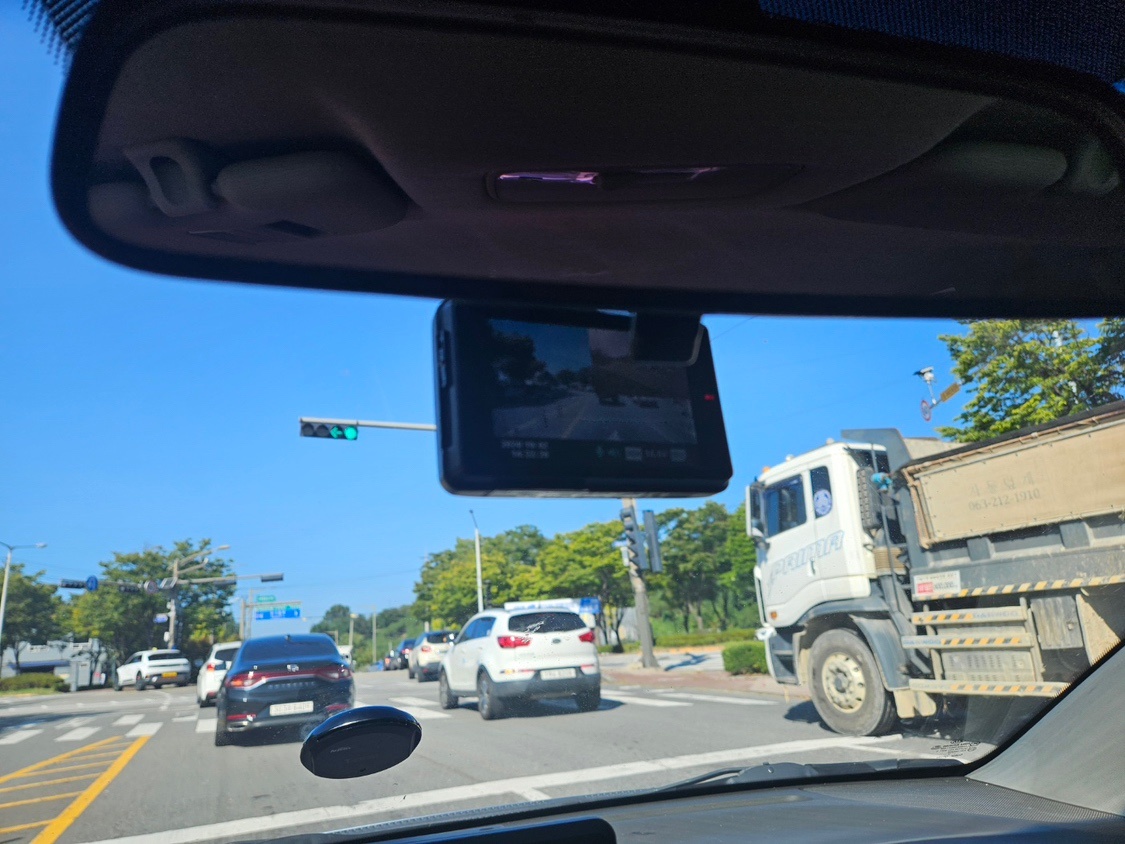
left=344, top=426, right=358, bottom=440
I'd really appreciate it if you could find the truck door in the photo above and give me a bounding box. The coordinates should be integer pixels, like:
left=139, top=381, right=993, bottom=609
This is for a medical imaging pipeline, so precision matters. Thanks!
left=759, top=472, right=816, bottom=627
left=808, top=464, right=851, bottom=601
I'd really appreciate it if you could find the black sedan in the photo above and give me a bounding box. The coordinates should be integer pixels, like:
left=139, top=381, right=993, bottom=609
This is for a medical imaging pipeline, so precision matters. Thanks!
left=215, top=634, right=354, bottom=746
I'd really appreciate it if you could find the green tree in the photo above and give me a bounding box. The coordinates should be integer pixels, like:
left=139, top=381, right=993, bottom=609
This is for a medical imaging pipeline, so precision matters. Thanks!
left=64, top=540, right=235, bottom=667
left=938, top=319, right=1125, bottom=442
left=0, top=564, right=63, bottom=671
left=533, top=521, right=632, bottom=646
left=659, top=502, right=732, bottom=632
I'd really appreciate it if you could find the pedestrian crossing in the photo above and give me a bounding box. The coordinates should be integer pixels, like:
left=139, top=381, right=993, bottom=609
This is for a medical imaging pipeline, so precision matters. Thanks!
left=0, top=684, right=779, bottom=751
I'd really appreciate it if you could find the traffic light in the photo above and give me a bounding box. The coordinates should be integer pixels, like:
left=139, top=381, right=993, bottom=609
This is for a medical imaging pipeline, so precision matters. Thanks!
left=300, top=422, right=359, bottom=440
left=643, top=510, right=664, bottom=573
left=60, top=579, right=86, bottom=589
left=259, top=573, right=284, bottom=582
left=620, top=504, right=645, bottom=570
left=117, top=582, right=142, bottom=594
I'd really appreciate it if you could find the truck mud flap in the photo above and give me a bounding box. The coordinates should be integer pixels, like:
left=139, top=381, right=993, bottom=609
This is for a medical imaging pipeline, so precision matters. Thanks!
left=851, top=616, right=909, bottom=691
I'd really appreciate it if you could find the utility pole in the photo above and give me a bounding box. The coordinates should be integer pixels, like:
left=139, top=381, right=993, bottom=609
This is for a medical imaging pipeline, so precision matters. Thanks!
left=349, top=613, right=357, bottom=648
left=469, top=510, right=484, bottom=613
left=0, top=541, right=47, bottom=656
left=372, top=606, right=377, bottom=667
left=245, top=588, right=255, bottom=640
left=620, top=499, right=658, bottom=669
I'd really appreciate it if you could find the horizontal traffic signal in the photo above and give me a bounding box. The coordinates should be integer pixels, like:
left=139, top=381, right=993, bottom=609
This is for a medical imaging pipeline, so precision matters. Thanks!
left=300, top=422, right=358, bottom=440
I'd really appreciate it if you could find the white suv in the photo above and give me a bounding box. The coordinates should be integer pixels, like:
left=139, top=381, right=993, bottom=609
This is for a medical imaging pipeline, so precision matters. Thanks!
left=114, top=649, right=191, bottom=690
left=196, top=641, right=242, bottom=706
left=439, top=609, right=600, bottom=719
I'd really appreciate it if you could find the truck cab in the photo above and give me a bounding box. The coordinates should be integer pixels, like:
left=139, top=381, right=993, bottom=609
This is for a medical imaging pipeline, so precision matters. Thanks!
left=750, top=442, right=888, bottom=630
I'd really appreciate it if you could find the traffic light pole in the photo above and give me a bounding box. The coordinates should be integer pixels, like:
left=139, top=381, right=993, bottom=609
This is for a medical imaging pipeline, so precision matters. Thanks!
left=621, top=498, right=659, bottom=669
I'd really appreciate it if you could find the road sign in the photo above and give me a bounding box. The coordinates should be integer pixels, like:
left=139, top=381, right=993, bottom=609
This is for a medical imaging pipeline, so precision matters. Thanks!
left=154, top=613, right=169, bottom=624
left=255, top=594, right=276, bottom=603
left=254, top=604, right=302, bottom=621
left=84, top=576, right=99, bottom=592
left=939, top=382, right=961, bottom=403
left=578, top=597, right=602, bottom=616
left=920, top=399, right=933, bottom=422
left=301, top=422, right=358, bottom=441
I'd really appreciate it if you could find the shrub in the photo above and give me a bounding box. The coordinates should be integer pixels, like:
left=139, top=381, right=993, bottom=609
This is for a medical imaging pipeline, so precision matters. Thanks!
left=0, top=673, right=68, bottom=693
left=657, top=629, right=756, bottom=648
left=722, top=641, right=768, bottom=675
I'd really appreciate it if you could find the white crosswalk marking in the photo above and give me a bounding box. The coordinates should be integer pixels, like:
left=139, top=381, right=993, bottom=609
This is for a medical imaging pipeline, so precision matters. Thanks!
left=114, top=713, right=145, bottom=726
left=0, top=728, right=42, bottom=745
left=604, top=693, right=689, bottom=708
left=173, top=714, right=196, bottom=722
left=58, top=726, right=100, bottom=742
left=657, top=692, right=775, bottom=706
left=196, top=719, right=217, bottom=734
left=127, top=722, right=162, bottom=737
left=400, top=708, right=451, bottom=720
left=55, top=716, right=92, bottom=730
left=389, top=696, right=440, bottom=708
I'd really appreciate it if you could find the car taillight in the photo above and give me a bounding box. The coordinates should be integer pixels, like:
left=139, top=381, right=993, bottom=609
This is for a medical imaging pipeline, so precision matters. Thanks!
left=315, top=665, right=353, bottom=682
left=206, top=662, right=215, bottom=671
left=578, top=629, right=596, bottom=643
left=497, top=635, right=532, bottom=648
left=420, top=645, right=431, bottom=652
left=225, top=671, right=252, bottom=688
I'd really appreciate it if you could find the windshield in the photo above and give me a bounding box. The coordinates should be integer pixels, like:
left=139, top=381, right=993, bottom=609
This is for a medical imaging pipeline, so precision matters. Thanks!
left=3, top=7, right=1124, bottom=844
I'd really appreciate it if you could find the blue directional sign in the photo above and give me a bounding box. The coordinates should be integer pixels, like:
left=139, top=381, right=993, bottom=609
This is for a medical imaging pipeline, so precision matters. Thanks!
left=85, top=576, right=99, bottom=592
left=254, top=604, right=302, bottom=621
left=578, top=597, right=602, bottom=616
left=154, top=613, right=169, bottom=624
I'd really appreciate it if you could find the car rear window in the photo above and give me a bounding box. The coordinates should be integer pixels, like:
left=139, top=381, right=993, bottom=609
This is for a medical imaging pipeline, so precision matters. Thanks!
left=147, top=650, right=183, bottom=661
left=424, top=632, right=454, bottom=644
left=239, top=639, right=338, bottom=660
left=508, top=612, right=585, bottom=633
left=214, top=647, right=239, bottom=663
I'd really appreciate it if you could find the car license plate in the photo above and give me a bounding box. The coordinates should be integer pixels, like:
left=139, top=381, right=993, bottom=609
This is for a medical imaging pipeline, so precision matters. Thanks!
left=540, top=668, right=576, bottom=680
left=162, top=672, right=178, bottom=678
left=270, top=701, right=315, bottom=716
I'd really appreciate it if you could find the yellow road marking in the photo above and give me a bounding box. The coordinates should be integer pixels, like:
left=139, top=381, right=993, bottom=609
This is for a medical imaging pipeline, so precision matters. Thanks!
left=6, top=760, right=113, bottom=779
left=0, top=819, right=51, bottom=835
left=0, top=736, right=121, bottom=786
left=0, top=790, right=84, bottom=811
left=32, top=736, right=149, bottom=844
left=0, top=773, right=100, bottom=795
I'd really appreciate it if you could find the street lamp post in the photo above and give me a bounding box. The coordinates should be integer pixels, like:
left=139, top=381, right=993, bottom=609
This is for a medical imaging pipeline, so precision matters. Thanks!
left=469, top=511, right=484, bottom=613
left=0, top=541, right=47, bottom=666
left=349, top=613, right=358, bottom=649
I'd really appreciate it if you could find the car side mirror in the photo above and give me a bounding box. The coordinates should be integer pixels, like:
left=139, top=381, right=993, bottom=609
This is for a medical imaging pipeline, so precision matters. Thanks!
left=300, top=706, right=421, bottom=779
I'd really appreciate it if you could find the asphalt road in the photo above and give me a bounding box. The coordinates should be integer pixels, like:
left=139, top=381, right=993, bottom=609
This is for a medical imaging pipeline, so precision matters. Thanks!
left=493, top=392, right=695, bottom=443
left=0, top=672, right=977, bottom=844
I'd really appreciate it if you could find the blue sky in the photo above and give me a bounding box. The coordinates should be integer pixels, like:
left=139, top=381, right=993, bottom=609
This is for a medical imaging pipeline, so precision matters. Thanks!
left=1, top=7, right=966, bottom=629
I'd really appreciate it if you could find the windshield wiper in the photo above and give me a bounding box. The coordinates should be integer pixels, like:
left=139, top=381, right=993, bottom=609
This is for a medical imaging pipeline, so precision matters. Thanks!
left=659, top=758, right=962, bottom=792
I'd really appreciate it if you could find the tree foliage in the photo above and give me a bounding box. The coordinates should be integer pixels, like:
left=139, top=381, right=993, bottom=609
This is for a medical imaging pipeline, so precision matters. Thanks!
left=938, top=319, right=1125, bottom=442
left=0, top=564, right=63, bottom=670
left=63, top=540, right=236, bottom=666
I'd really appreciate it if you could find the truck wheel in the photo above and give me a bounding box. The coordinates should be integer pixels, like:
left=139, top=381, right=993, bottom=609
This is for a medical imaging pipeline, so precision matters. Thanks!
left=809, top=629, right=897, bottom=737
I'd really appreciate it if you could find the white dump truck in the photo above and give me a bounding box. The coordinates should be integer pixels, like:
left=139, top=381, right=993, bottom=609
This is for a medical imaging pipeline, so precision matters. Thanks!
left=749, top=402, right=1125, bottom=736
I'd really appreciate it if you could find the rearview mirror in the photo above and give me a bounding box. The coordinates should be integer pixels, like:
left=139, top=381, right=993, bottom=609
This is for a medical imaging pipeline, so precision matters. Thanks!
left=435, top=301, right=732, bottom=497
left=300, top=706, right=421, bottom=779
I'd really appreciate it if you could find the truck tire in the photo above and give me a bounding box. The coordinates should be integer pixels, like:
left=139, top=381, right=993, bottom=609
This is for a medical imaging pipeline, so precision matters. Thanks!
left=809, top=629, right=897, bottom=737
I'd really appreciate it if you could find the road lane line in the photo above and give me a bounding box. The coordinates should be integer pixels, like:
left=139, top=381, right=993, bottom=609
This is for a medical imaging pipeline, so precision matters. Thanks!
left=0, top=773, right=99, bottom=795
left=113, top=714, right=145, bottom=726
left=0, top=735, right=123, bottom=786
left=389, top=696, right=440, bottom=707
left=126, top=722, right=162, bottom=737
left=195, top=719, right=216, bottom=734
left=658, top=692, right=775, bottom=706
left=57, top=727, right=99, bottom=742
left=0, top=820, right=51, bottom=835
left=31, top=736, right=150, bottom=844
left=603, top=693, right=689, bottom=707
left=401, top=708, right=451, bottom=720
left=80, top=735, right=903, bottom=844
left=0, top=728, right=43, bottom=744
left=0, top=790, right=85, bottom=810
